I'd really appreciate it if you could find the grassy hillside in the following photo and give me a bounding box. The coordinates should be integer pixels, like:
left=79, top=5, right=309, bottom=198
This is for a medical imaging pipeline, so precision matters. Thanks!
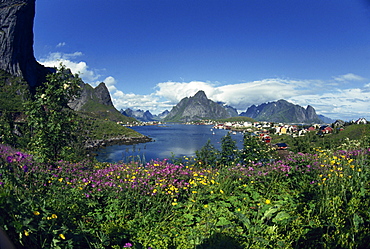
left=272, top=124, right=370, bottom=153
left=82, top=116, right=142, bottom=140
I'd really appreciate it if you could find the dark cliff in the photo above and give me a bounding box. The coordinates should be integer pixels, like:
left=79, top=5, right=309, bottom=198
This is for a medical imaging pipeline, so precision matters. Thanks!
left=240, top=99, right=322, bottom=124
left=163, top=90, right=231, bottom=122
left=0, top=0, right=49, bottom=90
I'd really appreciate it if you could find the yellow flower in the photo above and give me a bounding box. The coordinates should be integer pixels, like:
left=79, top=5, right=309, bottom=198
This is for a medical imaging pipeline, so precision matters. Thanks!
left=58, top=178, right=63, bottom=182
left=220, top=189, right=224, bottom=194
left=172, top=202, right=178, bottom=206
left=192, top=190, right=197, bottom=194
left=33, top=211, right=40, bottom=215
left=204, top=204, right=208, bottom=208
left=51, top=214, right=57, bottom=219
left=24, top=230, right=29, bottom=236
left=59, top=234, right=66, bottom=240
left=265, top=199, right=271, bottom=204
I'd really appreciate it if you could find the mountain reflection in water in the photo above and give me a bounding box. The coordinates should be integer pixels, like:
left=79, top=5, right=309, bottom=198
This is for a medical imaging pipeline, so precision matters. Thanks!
left=94, top=124, right=245, bottom=163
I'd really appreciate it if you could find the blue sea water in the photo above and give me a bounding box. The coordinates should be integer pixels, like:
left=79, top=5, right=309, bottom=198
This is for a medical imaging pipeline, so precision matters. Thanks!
left=94, top=124, right=245, bottom=163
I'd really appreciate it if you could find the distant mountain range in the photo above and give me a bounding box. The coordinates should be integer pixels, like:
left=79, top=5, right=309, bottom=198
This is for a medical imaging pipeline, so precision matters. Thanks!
left=121, top=108, right=169, bottom=122
left=239, top=99, right=323, bottom=124
left=123, top=91, right=333, bottom=124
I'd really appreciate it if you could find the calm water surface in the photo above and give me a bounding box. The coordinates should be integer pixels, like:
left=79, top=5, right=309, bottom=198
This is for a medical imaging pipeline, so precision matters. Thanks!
left=94, top=124, right=245, bottom=163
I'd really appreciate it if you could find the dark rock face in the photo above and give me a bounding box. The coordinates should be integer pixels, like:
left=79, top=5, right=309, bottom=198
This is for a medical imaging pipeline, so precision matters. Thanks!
left=217, top=102, right=239, bottom=117
left=68, top=82, right=114, bottom=111
left=240, top=99, right=322, bottom=123
left=164, top=90, right=231, bottom=122
left=94, top=83, right=114, bottom=106
left=0, top=0, right=49, bottom=90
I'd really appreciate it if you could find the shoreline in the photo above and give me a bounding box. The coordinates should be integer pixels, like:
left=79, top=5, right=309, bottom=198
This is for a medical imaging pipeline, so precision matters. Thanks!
left=85, top=135, right=152, bottom=150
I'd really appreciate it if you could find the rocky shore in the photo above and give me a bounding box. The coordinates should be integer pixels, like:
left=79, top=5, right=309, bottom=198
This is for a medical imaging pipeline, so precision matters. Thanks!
left=85, top=135, right=152, bottom=150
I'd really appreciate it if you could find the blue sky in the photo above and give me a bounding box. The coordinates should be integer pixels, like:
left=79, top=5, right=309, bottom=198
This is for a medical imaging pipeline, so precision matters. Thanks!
left=34, top=0, right=370, bottom=121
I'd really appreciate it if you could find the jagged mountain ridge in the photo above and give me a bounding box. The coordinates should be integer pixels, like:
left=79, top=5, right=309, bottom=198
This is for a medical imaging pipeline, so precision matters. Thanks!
left=163, top=90, right=231, bottom=122
left=69, top=82, right=113, bottom=111
left=121, top=108, right=169, bottom=122
left=240, top=99, right=323, bottom=123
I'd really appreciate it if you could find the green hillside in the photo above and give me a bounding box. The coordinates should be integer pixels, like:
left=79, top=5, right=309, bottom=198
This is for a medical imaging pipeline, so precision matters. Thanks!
left=273, top=124, right=370, bottom=153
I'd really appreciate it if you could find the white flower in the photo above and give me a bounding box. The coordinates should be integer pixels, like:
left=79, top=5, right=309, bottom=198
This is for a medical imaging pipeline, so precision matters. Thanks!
left=40, top=94, right=46, bottom=99
left=63, top=83, right=69, bottom=89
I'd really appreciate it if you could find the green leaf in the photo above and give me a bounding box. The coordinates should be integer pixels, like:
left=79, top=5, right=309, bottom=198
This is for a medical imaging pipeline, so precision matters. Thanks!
left=272, top=211, right=291, bottom=222
left=216, top=217, right=231, bottom=226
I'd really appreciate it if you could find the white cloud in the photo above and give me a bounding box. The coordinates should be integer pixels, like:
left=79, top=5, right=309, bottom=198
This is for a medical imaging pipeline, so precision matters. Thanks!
left=154, top=78, right=316, bottom=111
left=112, top=90, right=173, bottom=113
left=56, top=42, right=66, bottom=48
left=102, top=76, right=117, bottom=92
left=153, top=79, right=369, bottom=120
left=288, top=88, right=370, bottom=120
left=155, top=81, right=218, bottom=104
left=333, top=73, right=365, bottom=82
left=38, top=52, right=100, bottom=82
left=37, top=52, right=370, bottom=120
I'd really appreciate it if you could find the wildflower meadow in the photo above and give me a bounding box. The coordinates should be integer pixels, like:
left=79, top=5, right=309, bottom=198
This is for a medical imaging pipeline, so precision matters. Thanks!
left=0, top=134, right=369, bottom=248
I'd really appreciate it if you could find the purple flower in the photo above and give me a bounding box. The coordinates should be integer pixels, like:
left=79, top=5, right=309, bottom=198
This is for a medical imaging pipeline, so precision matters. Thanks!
left=6, top=156, right=14, bottom=163
left=124, top=242, right=133, bottom=247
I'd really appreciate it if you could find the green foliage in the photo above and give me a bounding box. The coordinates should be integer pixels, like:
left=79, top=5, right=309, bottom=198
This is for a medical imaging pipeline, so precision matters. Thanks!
left=0, top=70, right=30, bottom=147
left=0, top=135, right=370, bottom=248
left=220, top=132, right=239, bottom=166
left=24, top=64, right=83, bottom=162
left=273, top=124, right=370, bottom=153
left=195, top=139, right=219, bottom=167
left=0, top=69, right=30, bottom=112
left=240, top=133, right=276, bottom=163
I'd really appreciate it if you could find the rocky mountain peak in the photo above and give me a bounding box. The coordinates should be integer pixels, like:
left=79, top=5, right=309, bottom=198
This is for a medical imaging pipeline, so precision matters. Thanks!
left=163, top=90, right=231, bottom=122
left=193, top=90, right=207, bottom=100
left=68, top=82, right=113, bottom=111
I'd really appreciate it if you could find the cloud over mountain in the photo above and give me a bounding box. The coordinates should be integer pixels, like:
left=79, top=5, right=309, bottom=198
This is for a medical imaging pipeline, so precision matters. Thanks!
left=38, top=51, right=370, bottom=121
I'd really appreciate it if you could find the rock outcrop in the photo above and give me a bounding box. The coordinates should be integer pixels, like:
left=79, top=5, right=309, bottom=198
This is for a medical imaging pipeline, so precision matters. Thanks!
left=164, top=90, right=231, bottom=122
left=239, top=99, right=322, bottom=124
left=0, top=0, right=50, bottom=90
left=68, top=82, right=114, bottom=111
